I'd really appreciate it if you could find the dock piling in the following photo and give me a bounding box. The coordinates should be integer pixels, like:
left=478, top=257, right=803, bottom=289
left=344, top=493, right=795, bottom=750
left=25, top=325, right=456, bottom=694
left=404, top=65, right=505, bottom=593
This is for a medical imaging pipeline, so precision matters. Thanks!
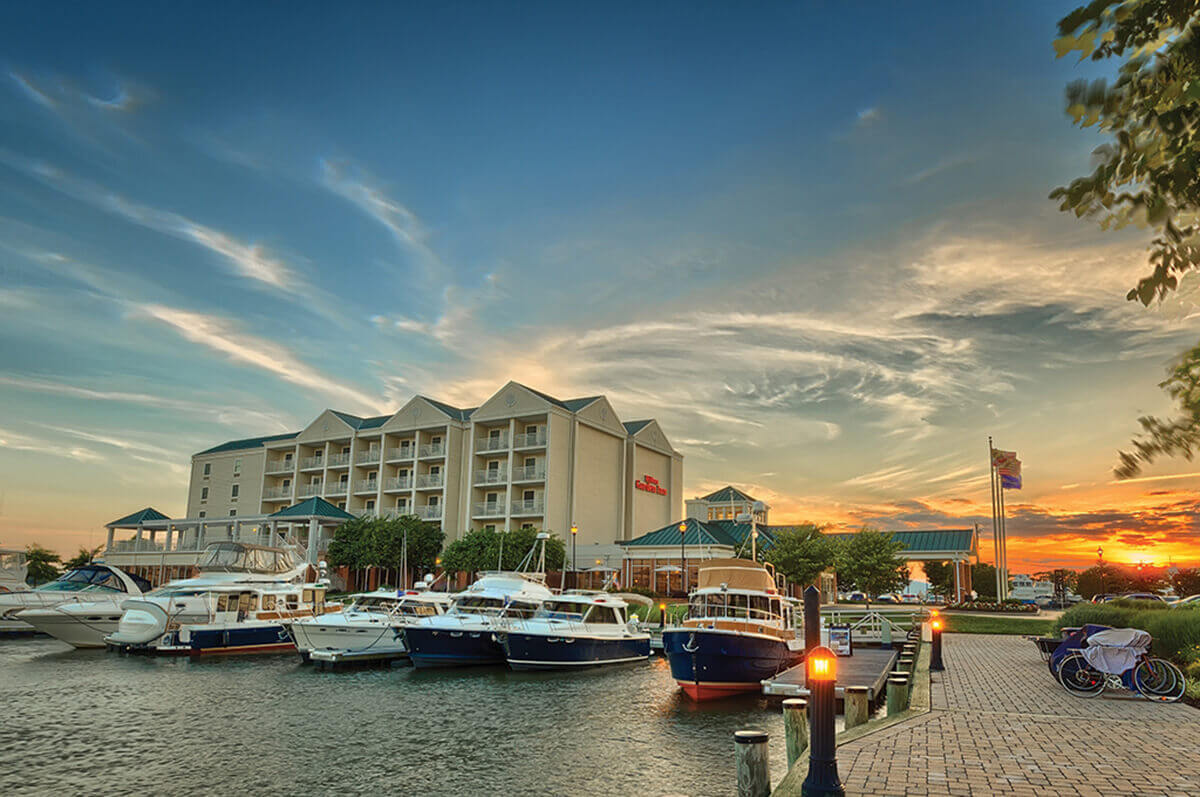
left=844, top=686, right=870, bottom=729
left=782, top=698, right=808, bottom=766
left=886, top=676, right=909, bottom=716
left=734, top=729, right=771, bottom=797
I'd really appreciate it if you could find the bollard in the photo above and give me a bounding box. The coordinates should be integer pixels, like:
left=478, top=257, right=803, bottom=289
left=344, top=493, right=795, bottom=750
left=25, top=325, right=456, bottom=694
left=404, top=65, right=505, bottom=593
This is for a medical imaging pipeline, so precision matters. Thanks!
left=734, top=729, right=771, bottom=797
left=898, top=657, right=914, bottom=680
left=930, top=618, right=945, bottom=672
left=881, top=619, right=892, bottom=649
left=886, top=676, right=909, bottom=716
left=801, top=646, right=844, bottom=797
left=803, top=585, right=820, bottom=686
left=844, top=686, right=870, bottom=729
left=782, top=698, right=808, bottom=767
left=889, top=669, right=910, bottom=689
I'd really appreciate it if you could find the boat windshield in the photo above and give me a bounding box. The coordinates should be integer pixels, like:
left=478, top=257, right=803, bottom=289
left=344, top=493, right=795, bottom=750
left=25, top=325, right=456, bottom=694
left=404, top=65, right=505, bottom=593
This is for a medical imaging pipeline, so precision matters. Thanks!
left=37, top=567, right=126, bottom=593
left=394, top=601, right=442, bottom=617
left=197, top=543, right=297, bottom=574
left=536, top=600, right=588, bottom=621
left=452, top=595, right=539, bottom=618
left=349, top=596, right=398, bottom=613
left=688, top=592, right=783, bottom=623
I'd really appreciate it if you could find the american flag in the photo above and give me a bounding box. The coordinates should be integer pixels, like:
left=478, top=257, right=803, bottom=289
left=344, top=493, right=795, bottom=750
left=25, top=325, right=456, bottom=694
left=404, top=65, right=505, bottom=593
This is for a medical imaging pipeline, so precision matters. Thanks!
left=992, top=448, right=1022, bottom=490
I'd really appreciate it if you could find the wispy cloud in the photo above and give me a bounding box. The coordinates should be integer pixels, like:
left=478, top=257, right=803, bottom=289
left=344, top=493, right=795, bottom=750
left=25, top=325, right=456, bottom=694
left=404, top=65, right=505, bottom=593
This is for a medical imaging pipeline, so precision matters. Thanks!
left=8, top=70, right=147, bottom=113
left=856, top=106, right=882, bottom=126
left=0, top=426, right=103, bottom=463
left=136, top=304, right=385, bottom=414
left=903, top=154, right=973, bottom=185
left=9, top=71, right=55, bottom=108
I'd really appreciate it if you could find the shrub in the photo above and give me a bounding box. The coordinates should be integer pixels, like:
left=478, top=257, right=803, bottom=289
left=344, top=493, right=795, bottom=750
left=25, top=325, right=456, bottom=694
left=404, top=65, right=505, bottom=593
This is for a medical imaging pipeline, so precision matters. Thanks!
left=1055, top=602, right=1200, bottom=662
left=947, top=601, right=1038, bottom=613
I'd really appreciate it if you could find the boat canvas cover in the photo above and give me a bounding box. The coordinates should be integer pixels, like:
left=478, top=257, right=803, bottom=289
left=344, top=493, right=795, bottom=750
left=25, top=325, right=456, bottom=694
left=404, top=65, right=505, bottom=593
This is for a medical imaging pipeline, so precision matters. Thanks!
left=696, top=559, right=775, bottom=592
left=1081, top=627, right=1151, bottom=675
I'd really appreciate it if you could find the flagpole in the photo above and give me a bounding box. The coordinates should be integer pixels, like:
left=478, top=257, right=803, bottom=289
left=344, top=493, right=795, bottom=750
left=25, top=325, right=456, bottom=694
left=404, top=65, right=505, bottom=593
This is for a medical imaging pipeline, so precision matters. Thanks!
left=988, top=436, right=1002, bottom=602
left=998, top=476, right=1008, bottom=600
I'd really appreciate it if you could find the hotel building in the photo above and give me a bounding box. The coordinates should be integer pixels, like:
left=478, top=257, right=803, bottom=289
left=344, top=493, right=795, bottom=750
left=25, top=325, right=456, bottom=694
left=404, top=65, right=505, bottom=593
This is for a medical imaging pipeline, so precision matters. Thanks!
left=174, top=381, right=681, bottom=560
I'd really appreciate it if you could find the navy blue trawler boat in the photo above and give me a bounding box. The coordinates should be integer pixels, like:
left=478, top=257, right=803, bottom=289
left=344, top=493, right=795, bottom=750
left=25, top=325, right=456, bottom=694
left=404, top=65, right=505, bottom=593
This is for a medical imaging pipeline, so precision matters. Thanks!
left=498, top=591, right=651, bottom=670
left=662, top=558, right=802, bottom=701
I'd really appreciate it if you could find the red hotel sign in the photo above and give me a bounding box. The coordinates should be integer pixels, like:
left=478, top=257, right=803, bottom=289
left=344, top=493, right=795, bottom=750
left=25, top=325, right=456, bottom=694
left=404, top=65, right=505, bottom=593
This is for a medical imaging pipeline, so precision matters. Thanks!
left=635, top=474, right=667, bottom=496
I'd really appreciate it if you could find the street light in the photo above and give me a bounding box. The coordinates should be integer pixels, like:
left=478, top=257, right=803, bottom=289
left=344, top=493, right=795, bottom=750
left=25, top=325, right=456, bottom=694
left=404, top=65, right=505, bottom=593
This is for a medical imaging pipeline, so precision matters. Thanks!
left=678, top=521, right=688, bottom=599
left=570, top=523, right=578, bottom=590
left=802, top=645, right=843, bottom=796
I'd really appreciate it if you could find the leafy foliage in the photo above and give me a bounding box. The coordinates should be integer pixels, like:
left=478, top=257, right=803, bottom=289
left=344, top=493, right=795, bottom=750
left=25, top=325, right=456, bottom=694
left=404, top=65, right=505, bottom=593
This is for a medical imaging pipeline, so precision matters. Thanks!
left=1034, top=568, right=1080, bottom=604
left=325, top=515, right=445, bottom=578
left=1050, top=2, right=1200, bottom=477
left=440, top=527, right=565, bottom=576
left=763, top=524, right=835, bottom=589
left=971, top=562, right=998, bottom=600
left=1171, top=566, right=1200, bottom=596
left=833, top=528, right=909, bottom=606
left=1076, top=563, right=1133, bottom=598
left=64, top=546, right=105, bottom=570
left=24, top=544, right=61, bottom=586
left=923, top=560, right=956, bottom=597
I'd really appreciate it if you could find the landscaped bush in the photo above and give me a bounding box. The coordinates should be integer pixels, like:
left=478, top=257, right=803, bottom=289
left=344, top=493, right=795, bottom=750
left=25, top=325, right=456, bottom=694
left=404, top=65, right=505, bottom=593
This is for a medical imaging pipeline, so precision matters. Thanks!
left=1055, top=602, right=1200, bottom=663
left=947, top=600, right=1038, bottom=613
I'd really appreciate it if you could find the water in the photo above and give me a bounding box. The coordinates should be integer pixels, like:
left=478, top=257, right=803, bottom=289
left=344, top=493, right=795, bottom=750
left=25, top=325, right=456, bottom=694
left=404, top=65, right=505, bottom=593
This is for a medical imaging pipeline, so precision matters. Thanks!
left=0, top=638, right=791, bottom=796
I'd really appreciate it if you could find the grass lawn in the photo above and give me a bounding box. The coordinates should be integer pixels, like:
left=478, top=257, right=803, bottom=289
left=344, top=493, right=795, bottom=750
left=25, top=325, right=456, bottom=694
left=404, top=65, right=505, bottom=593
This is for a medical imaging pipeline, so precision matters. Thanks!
left=943, top=613, right=1054, bottom=635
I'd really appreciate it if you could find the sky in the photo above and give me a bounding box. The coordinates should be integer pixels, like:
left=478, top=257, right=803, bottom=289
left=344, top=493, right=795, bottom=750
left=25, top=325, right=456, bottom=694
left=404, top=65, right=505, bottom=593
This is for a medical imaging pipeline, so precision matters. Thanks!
left=1, top=2, right=1198, bottom=571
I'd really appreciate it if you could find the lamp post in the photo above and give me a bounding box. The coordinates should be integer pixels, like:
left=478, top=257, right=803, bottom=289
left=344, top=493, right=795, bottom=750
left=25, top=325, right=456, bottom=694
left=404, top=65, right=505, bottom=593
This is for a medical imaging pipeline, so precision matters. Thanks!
left=570, top=523, right=578, bottom=591
left=930, top=617, right=945, bottom=671
left=801, top=645, right=843, bottom=797
left=678, top=520, right=688, bottom=599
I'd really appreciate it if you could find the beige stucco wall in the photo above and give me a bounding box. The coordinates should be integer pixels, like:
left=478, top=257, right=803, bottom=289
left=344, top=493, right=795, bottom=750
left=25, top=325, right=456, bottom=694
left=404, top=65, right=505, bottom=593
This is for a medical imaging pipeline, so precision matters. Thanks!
left=629, top=443, right=673, bottom=536
left=571, top=421, right=625, bottom=545
left=187, top=448, right=266, bottom=519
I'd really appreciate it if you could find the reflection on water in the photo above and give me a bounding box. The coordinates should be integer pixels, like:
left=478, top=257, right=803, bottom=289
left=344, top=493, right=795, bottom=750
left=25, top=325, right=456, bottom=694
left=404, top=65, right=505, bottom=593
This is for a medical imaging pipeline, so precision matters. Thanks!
left=0, top=638, right=789, bottom=796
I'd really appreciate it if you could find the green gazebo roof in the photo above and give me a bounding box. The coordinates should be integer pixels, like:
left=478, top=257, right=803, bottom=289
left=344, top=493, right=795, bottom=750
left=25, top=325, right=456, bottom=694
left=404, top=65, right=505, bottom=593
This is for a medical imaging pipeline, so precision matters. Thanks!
left=268, top=497, right=355, bottom=520
left=106, top=507, right=171, bottom=528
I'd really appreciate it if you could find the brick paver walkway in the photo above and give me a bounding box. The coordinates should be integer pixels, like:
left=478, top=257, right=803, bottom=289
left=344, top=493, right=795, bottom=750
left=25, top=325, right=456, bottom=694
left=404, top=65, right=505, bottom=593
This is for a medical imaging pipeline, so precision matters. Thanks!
left=835, top=634, right=1200, bottom=796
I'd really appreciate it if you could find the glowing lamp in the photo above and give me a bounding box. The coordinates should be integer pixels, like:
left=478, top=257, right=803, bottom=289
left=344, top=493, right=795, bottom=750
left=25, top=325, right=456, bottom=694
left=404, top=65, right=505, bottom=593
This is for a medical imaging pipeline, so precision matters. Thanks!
left=659, top=603, right=667, bottom=612
left=931, top=619, right=943, bottom=631
left=930, top=608, right=939, bottom=617
left=807, top=645, right=836, bottom=682
left=678, top=522, right=687, bottom=534
left=570, top=524, right=578, bottom=535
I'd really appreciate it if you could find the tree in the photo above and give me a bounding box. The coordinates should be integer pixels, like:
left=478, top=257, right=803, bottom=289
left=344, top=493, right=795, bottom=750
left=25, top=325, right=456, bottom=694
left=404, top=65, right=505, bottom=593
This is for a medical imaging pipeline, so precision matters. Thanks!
left=325, top=516, right=373, bottom=572
left=1050, top=2, right=1200, bottom=477
left=372, top=515, right=444, bottom=585
left=64, top=546, right=104, bottom=569
left=971, top=563, right=998, bottom=600
left=1170, top=567, right=1200, bottom=597
left=24, top=544, right=61, bottom=586
left=441, top=528, right=565, bottom=577
left=923, top=560, right=956, bottom=599
left=764, top=524, right=835, bottom=589
left=1076, top=563, right=1131, bottom=599
left=833, top=528, right=909, bottom=608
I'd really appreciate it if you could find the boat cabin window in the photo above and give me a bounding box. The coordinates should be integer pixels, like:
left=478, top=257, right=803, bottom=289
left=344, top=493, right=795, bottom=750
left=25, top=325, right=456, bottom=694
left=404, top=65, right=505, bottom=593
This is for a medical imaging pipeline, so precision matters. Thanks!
left=396, top=602, right=440, bottom=617
left=689, top=593, right=781, bottom=621
left=262, top=594, right=277, bottom=611
left=42, top=566, right=126, bottom=592
left=303, top=589, right=313, bottom=604
left=582, top=605, right=622, bottom=625
left=506, top=601, right=538, bottom=618
left=453, top=595, right=506, bottom=613
left=540, top=600, right=587, bottom=620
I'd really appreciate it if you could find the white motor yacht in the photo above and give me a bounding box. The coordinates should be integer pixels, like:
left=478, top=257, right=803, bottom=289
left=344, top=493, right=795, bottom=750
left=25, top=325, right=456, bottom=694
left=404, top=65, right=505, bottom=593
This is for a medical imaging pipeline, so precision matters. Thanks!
left=288, top=581, right=453, bottom=666
left=498, top=591, right=652, bottom=670
left=0, top=562, right=151, bottom=636
left=22, top=542, right=308, bottom=649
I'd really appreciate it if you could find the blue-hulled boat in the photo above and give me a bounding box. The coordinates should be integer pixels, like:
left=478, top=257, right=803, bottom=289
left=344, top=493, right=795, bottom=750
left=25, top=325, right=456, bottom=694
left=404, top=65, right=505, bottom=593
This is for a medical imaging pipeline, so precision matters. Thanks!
left=498, top=591, right=651, bottom=670
left=662, top=558, right=802, bottom=700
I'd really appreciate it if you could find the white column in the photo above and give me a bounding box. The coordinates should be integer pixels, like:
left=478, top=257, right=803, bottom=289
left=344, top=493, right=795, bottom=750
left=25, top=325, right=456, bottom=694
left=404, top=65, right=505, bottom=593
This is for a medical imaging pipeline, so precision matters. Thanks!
left=307, top=518, right=319, bottom=563
left=106, top=527, right=115, bottom=551
left=135, top=523, right=144, bottom=551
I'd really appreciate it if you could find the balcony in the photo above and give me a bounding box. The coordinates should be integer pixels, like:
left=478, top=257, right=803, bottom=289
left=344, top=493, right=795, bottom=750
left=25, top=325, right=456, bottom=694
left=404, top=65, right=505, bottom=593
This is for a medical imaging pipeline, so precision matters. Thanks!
left=511, top=499, right=545, bottom=516
left=512, top=430, right=547, bottom=449
left=414, top=505, right=443, bottom=521
left=265, top=459, right=294, bottom=474
left=262, top=485, right=294, bottom=500
left=300, top=456, right=324, bottom=471
left=511, top=465, right=546, bottom=482
left=326, top=481, right=350, bottom=496
left=415, top=474, right=444, bottom=489
left=356, top=448, right=382, bottom=465
left=474, top=468, right=508, bottom=486
left=298, top=481, right=323, bottom=498
left=384, top=476, right=413, bottom=492
left=418, top=443, right=445, bottom=459
left=385, top=446, right=414, bottom=462
left=473, top=502, right=506, bottom=518
left=476, top=434, right=509, bottom=452
left=354, top=479, right=379, bottom=495
left=326, top=452, right=351, bottom=468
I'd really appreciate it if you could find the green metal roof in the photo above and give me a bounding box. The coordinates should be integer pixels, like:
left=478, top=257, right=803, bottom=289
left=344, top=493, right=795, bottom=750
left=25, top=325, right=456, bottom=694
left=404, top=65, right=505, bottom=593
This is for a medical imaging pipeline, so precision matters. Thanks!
left=328, top=411, right=391, bottom=430
left=623, top=420, right=652, bottom=435
left=700, top=485, right=756, bottom=504
left=419, top=397, right=474, bottom=422
left=106, top=507, right=170, bottom=527
left=197, top=432, right=298, bottom=455
left=825, top=528, right=975, bottom=553
left=268, top=497, right=355, bottom=520
left=622, top=518, right=779, bottom=551
left=562, top=396, right=602, bottom=412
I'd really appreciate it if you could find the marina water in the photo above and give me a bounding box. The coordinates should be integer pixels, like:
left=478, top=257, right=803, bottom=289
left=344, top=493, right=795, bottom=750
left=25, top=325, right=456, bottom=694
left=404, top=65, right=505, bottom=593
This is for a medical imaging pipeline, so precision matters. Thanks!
left=1, top=637, right=789, bottom=796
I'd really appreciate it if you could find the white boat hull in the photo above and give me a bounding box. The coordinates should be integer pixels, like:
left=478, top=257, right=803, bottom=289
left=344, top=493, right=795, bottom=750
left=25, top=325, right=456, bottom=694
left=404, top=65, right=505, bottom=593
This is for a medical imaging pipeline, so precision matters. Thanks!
left=17, top=605, right=126, bottom=648
left=288, top=616, right=406, bottom=658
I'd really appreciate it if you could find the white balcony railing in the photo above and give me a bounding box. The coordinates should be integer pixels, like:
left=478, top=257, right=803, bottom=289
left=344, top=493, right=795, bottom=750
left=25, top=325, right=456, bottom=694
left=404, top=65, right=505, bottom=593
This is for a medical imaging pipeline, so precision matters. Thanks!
left=384, top=476, right=413, bottom=491
left=510, top=499, right=545, bottom=516
left=300, top=456, right=324, bottom=470
left=326, top=452, right=351, bottom=468
left=476, top=434, right=509, bottom=452
left=326, top=481, right=350, bottom=495
left=414, top=505, right=443, bottom=520
left=473, top=502, right=506, bottom=517
left=511, top=465, right=546, bottom=482
left=418, top=443, right=445, bottom=459
left=298, top=481, right=323, bottom=497
left=474, top=468, right=508, bottom=485
left=386, top=446, right=414, bottom=461
left=416, top=474, right=444, bottom=489
left=356, top=449, right=382, bottom=465
left=512, top=431, right=547, bottom=448
left=354, top=479, right=379, bottom=494
left=265, top=459, right=294, bottom=474
left=263, top=485, right=294, bottom=500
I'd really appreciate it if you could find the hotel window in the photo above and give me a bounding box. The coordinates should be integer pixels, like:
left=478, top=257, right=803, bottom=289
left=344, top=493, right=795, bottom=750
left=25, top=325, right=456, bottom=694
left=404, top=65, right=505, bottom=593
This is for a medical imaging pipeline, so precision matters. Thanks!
left=484, top=524, right=496, bottom=532
left=201, top=487, right=209, bottom=501
left=396, top=498, right=407, bottom=510
left=229, top=509, right=237, bottom=517
left=282, top=478, right=291, bottom=489
left=431, top=435, right=442, bottom=446
left=203, top=463, right=211, bottom=477
left=524, top=457, right=535, bottom=469
left=342, top=446, right=350, bottom=455
left=521, top=523, right=534, bottom=530
left=284, top=453, right=293, bottom=464
left=339, top=474, right=349, bottom=486
left=233, top=459, right=241, bottom=476
left=428, top=495, right=440, bottom=507
left=399, top=468, right=409, bottom=478
left=430, top=465, right=441, bottom=477
left=525, top=425, right=537, bottom=435
left=198, top=511, right=206, bottom=518
left=338, top=501, right=346, bottom=510
left=523, top=490, right=535, bottom=502
left=488, top=460, right=500, bottom=472
left=365, top=499, right=375, bottom=511
left=231, top=484, right=239, bottom=499
left=486, top=492, right=498, bottom=505
left=488, top=428, right=501, bottom=441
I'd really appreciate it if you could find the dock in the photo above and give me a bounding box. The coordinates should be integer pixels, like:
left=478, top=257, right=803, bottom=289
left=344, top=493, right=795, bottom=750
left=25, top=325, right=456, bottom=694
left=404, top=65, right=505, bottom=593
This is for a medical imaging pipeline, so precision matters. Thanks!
left=761, top=646, right=898, bottom=700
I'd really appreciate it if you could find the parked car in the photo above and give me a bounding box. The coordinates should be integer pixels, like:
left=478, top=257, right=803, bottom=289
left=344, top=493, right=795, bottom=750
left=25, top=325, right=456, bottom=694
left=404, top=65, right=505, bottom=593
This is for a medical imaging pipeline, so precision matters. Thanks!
left=1119, top=592, right=1167, bottom=602
left=875, top=594, right=900, bottom=604
left=844, top=591, right=867, bottom=603
left=900, top=594, right=921, bottom=604
left=1169, top=594, right=1200, bottom=609
left=1091, top=593, right=1117, bottom=603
